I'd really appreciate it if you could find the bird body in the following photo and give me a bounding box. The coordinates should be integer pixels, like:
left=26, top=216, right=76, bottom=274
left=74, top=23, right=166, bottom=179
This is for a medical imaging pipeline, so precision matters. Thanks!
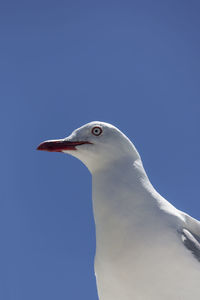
left=93, top=160, right=200, bottom=299
left=37, top=121, right=200, bottom=299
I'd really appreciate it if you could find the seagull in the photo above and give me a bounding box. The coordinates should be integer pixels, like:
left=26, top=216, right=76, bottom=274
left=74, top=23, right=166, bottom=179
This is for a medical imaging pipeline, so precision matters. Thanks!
left=37, top=121, right=200, bottom=299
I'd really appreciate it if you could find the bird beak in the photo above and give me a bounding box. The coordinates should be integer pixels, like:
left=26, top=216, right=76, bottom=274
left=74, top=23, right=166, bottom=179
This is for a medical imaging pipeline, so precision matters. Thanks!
left=37, top=139, right=92, bottom=152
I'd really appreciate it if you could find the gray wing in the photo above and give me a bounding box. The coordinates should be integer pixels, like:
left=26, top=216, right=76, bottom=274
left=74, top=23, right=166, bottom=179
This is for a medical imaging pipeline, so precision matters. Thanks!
left=181, top=228, right=200, bottom=262
left=178, top=211, right=200, bottom=262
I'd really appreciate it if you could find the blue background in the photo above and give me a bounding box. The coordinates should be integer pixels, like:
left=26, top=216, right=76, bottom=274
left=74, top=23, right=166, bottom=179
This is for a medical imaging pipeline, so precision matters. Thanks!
left=1, top=0, right=200, bottom=299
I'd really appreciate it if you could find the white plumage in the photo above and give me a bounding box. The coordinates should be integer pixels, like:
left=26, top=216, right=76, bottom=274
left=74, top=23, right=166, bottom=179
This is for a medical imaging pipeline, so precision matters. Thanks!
left=38, top=121, right=200, bottom=299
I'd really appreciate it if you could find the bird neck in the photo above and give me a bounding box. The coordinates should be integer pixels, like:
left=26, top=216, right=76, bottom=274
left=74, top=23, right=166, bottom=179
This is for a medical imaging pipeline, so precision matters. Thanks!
left=92, top=157, right=158, bottom=227
left=91, top=157, right=161, bottom=265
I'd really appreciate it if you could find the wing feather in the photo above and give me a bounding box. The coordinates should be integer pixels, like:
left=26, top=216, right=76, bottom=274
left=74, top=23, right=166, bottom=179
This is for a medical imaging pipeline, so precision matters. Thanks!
left=181, top=228, right=200, bottom=262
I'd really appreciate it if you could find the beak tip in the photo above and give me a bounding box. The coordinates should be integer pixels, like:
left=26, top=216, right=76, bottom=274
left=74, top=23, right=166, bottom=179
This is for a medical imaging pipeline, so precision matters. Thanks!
left=36, top=143, right=44, bottom=151
left=37, top=142, right=51, bottom=151
left=36, top=140, right=64, bottom=152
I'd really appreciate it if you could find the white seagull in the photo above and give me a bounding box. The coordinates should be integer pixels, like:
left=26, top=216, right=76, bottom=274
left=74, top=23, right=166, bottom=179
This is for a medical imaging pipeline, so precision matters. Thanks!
left=37, top=121, right=200, bottom=300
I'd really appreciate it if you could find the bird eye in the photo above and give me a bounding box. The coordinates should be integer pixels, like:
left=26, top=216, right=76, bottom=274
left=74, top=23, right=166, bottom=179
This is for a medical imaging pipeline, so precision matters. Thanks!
left=91, top=126, right=102, bottom=136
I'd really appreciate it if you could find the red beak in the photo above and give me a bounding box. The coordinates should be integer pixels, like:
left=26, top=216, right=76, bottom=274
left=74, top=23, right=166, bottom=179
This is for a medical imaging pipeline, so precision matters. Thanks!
left=37, top=139, right=92, bottom=152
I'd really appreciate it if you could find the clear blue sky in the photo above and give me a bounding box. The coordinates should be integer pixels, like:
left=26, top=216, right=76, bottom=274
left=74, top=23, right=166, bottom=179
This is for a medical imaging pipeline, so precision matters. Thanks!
left=1, top=0, right=200, bottom=299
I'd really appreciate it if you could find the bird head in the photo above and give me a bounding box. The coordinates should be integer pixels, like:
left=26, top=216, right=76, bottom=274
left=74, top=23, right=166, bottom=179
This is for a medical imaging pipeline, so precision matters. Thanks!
left=37, top=121, right=139, bottom=173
